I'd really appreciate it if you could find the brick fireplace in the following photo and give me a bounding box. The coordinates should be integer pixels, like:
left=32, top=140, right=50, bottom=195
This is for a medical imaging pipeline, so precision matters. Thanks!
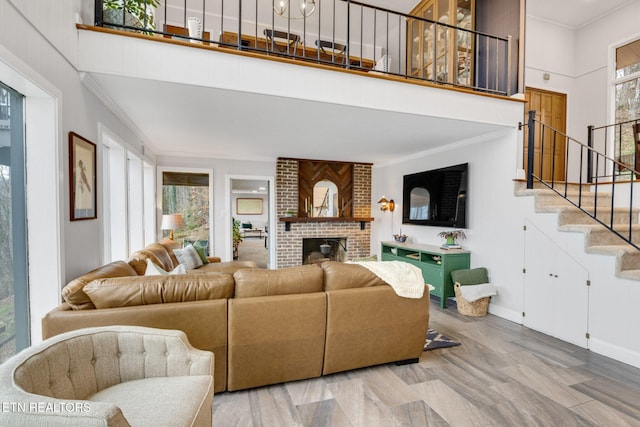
left=276, top=158, right=373, bottom=268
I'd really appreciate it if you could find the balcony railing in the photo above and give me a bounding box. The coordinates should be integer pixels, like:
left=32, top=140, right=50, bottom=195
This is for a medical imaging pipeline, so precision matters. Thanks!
left=94, top=0, right=513, bottom=96
left=588, top=118, right=640, bottom=181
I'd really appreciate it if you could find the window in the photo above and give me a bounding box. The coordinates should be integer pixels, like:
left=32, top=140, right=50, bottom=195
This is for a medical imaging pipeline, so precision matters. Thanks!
left=102, top=131, right=154, bottom=262
left=613, top=38, right=640, bottom=169
left=0, top=82, right=28, bottom=362
left=162, top=171, right=211, bottom=253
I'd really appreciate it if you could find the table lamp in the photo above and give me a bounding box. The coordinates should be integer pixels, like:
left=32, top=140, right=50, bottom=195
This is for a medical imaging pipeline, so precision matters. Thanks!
left=161, top=214, right=184, bottom=240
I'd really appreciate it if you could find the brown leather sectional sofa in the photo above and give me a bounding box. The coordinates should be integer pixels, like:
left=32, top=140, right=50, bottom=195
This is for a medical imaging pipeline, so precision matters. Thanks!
left=42, top=242, right=431, bottom=393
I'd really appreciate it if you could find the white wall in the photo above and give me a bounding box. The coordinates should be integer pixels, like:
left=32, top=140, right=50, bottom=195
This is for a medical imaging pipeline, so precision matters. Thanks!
left=0, top=0, right=149, bottom=343
left=372, top=131, right=525, bottom=322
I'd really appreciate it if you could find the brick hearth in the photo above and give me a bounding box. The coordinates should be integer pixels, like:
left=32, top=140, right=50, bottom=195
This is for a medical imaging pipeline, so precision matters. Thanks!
left=276, top=159, right=372, bottom=268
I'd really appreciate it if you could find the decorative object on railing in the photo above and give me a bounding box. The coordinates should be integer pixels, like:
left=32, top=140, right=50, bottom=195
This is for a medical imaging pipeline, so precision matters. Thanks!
left=274, top=0, right=316, bottom=19
left=186, top=17, right=203, bottom=43
left=526, top=110, right=640, bottom=251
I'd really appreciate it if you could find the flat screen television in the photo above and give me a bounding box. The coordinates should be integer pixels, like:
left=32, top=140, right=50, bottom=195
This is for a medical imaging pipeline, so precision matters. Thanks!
left=402, top=163, right=467, bottom=228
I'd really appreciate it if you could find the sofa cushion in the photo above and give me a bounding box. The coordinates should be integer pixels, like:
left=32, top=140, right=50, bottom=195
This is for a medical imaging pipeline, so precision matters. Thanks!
left=62, top=261, right=138, bottom=310
left=144, top=259, right=187, bottom=276
left=88, top=376, right=213, bottom=427
left=321, top=261, right=386, bottom=291
left=128, top=243, right=175, bottom=275
left=83, top=273, right=235, bottom=309
left=195, top=260, right=257, bottom=274
left=174, top=245, right=204, bottom=270
left=233, top=265, right=323, bottom=298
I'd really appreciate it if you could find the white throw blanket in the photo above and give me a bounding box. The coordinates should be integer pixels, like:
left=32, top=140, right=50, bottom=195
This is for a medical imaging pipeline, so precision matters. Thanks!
left=349, top=261, right=430, bottom=299
left=458, top=282, right=497, bottom=302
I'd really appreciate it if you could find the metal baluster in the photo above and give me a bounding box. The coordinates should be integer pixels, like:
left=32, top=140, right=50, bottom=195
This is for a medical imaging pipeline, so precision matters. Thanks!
left=578, top=144, right=584, bottom=208
left=506, top=35, right=512, bottom=95
left=564, top=129, right=570, bottom=197
left=237, top=0, right=241, bottom=49
left=346, top=0, right=350, bottom=69
left=527, top=110, right=535, bottom=189
left=184, top=0, right=187, bottom=36
left=202, top=0, right=206, bottom=43
left=385, top=11, right=389, bottom=72
left=551, top=130, right=557, bottom=189
left=360, top=6, right=363, bottom=67
left=95, top=0, right=103, bottom=26
left=587, top=125, right=593, bottom=184
left=220, top=0, right=224, bottom=40
left=494, top=37, right=499, bottom=92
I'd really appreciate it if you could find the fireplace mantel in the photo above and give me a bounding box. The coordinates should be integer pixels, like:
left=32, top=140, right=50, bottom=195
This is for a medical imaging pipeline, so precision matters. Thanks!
left=280, top=217, right=374, bottom=231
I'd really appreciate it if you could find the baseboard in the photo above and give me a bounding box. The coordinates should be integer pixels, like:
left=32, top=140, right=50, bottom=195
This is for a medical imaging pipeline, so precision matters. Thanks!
left=589, top=338, right=640, bottom=370
left=487, top=304, right=522, bottom=324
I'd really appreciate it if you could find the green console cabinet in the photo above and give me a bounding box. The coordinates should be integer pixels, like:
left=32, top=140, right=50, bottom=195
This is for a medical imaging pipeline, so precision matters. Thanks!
left=381, top=241, right=470, bottom=308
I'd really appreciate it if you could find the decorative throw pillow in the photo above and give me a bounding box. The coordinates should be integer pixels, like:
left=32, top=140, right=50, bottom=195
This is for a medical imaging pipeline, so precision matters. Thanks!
left=173, top=244, right=204, bottom=270
left=144, top=258, right=187, bottom=276
left=193, top=241, right=210, bottom=265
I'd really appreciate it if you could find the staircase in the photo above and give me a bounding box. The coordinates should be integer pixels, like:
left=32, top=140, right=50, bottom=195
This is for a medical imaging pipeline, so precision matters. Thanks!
left=515, top=181, right=640, bottom=280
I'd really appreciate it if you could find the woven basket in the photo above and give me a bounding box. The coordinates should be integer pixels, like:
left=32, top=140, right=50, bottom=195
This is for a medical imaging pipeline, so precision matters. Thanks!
left=454, top=282, right=489, bottom=317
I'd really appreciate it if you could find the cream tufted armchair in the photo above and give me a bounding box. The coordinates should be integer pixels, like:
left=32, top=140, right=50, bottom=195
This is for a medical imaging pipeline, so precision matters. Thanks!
left=0, top=326, right=214, bottom=427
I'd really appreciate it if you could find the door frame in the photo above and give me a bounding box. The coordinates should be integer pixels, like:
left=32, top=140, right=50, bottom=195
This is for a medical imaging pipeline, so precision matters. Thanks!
left=226, top=174, right=276, bottom=268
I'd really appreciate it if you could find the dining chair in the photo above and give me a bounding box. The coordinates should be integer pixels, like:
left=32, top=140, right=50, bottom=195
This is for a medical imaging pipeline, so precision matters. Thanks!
left=264, top=29, right=300, bottom=55
left=315, top=39, right=347, bottom=64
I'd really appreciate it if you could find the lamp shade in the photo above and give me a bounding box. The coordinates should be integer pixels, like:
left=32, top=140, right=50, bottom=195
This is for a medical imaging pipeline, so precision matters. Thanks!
left=161, top=214, right=184, bottom=230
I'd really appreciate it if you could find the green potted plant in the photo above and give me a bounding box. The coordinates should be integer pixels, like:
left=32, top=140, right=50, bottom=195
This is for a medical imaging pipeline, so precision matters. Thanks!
left=438, top=230, right=466, bottom=246
left=103, top=0, right=160, bottom=32
left=232, top=218, right=243, bottom=259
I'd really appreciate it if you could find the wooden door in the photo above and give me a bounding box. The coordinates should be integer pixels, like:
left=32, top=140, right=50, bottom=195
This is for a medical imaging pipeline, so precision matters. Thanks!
left=524, top=87, right=567, bottom=182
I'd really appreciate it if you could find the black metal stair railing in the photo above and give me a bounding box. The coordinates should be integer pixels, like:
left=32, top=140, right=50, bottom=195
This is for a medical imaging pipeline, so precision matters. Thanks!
left=526, top=110, right=640, bottom=251
left=587, top=118, right=640, bottom=182
left=93, top=0, right=513, bottom=96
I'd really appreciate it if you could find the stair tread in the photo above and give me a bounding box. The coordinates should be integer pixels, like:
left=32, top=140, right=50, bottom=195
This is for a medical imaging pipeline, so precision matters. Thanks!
left=617, top=269, right=640, bottom=280
left=559, top=223, right=640, bottom=231
left=585, top=245, right=638, bottom=255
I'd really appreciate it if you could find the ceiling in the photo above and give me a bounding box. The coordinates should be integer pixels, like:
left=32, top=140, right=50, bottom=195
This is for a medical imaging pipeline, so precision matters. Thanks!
left=92, top=73, right=508, bottom=164
left=525, top=0, right=632, bottom=29
left=92, top=0, right=626, bottom=165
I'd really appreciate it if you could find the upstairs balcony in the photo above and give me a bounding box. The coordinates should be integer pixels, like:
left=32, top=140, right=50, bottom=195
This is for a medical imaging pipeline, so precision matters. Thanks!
left=78, top=0, right=524, bottom=163
left=93, top=0, right=520, bottom=97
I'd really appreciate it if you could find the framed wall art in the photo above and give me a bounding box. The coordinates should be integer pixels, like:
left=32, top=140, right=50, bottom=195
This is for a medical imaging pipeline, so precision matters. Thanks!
left=236, top=198, right=263, bottom=215
left=69, top=132, right=97, bottom=221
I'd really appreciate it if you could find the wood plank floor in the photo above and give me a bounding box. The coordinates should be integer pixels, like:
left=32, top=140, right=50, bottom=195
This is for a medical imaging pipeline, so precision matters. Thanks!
left=213, top=299, right=640, bottom=426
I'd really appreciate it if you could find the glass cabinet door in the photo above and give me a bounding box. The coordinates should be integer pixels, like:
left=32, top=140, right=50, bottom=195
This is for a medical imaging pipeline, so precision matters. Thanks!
left=455, top=0, right=473, bottom=86
left=407, top=0, right=474, bottom=86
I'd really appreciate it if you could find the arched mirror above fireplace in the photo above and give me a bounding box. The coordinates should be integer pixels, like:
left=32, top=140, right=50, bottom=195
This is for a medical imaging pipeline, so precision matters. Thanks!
left=312, top=180, right=339, bottom=217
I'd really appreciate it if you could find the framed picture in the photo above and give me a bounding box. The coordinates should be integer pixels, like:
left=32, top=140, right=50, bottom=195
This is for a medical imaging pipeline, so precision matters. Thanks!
left=69, top=132, right=97, bottom=221
left=236, top=198, right=263, bottom=215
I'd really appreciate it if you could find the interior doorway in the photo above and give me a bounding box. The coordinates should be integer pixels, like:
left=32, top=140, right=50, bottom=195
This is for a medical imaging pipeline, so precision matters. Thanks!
left=524, top=87, right=568, bottom=182
left=230, top=178, right=270, bottom=268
